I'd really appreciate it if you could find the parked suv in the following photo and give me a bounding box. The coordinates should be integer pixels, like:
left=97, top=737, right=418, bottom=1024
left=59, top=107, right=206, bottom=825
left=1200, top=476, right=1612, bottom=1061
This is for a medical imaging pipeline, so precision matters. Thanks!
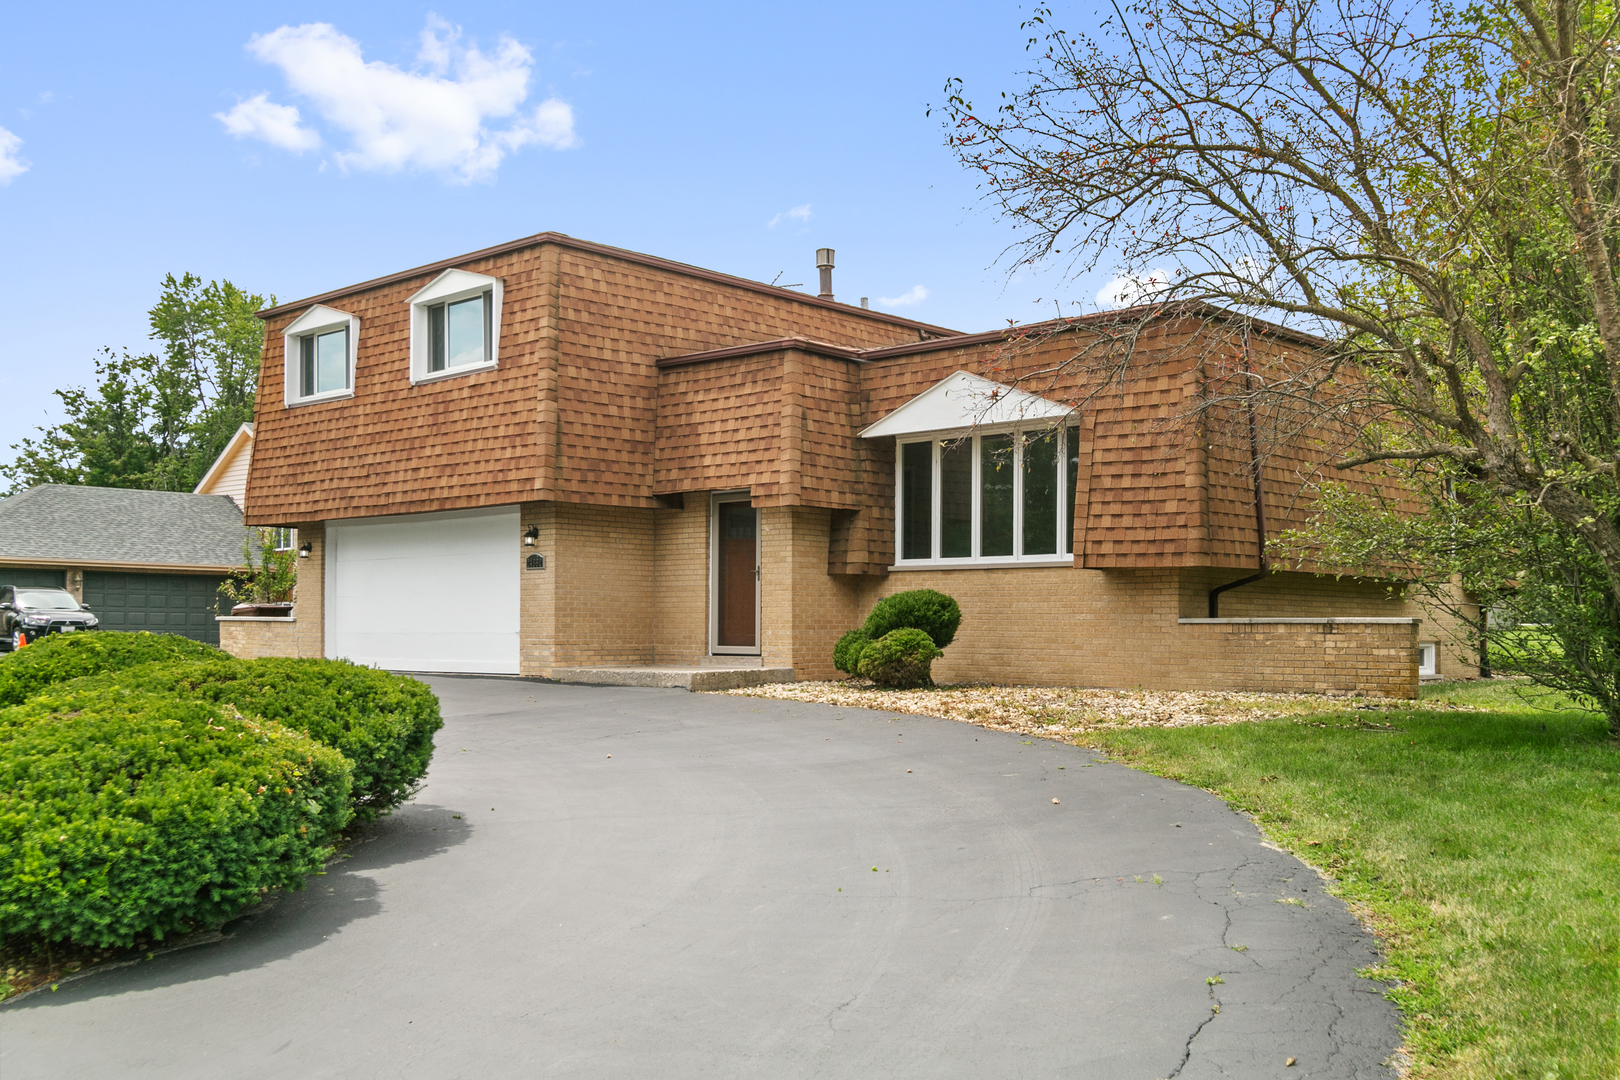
left=0, top=586, right=100, bottom=650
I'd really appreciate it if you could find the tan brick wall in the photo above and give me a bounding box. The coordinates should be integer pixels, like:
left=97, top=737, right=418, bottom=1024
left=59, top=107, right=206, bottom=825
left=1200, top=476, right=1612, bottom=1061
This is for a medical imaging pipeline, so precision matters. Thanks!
left=769, top=563, right=1435, bottom=694
left=293, top=524, right=325, bottom=659
left=218, top=617, right=302, bottom=659
left=552, top=503, right=656, bottom=667
left=760, top=505, right=861, bottom=678
left=1173, top=620, right=1419, bottom=697
left=518, top=502, right=558, bottom=675
left=654, top=497, right=710, bottom=664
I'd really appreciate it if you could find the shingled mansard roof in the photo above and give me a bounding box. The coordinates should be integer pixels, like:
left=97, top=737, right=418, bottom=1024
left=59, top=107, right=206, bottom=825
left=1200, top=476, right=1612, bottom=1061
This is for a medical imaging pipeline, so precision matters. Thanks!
left=0, top=485, right=253, bottom=572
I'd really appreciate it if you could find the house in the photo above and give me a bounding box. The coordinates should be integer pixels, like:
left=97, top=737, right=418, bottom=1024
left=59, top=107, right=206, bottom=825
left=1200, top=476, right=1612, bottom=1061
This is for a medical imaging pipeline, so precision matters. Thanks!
left=236, top=232, right=1466, bottom=694
left=0, top=484, right=252, bottom=646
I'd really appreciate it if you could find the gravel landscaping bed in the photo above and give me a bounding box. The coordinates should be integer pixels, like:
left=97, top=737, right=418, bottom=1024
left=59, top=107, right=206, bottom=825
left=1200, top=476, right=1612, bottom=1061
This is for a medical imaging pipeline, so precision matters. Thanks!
left=721, top=680, right=1461, bottom=740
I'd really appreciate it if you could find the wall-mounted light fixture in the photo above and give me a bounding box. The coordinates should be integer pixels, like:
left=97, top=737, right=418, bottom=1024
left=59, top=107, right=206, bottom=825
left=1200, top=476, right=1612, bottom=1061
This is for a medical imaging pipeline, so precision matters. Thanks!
left=523, top=526, right=540, bottom=547
left=298, top=542, right=313, bottom=559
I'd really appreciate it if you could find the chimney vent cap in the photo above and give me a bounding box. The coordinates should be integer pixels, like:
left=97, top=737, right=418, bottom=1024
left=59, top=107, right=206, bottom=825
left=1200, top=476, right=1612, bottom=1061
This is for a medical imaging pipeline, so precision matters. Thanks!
left=815, top=248, right=835, bottom=269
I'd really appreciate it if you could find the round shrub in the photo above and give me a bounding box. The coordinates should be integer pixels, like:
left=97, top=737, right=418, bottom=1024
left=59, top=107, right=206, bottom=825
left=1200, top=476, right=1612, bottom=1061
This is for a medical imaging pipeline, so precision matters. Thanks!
left=833, top=629, right=873, bottom=675
left=74, top=658, right=442, bottom=822
left=0, top=631, right=226, bottom=708
left=0, top=683, right=352, bottom=948
left=856, top=627, right=942, bottom=689
left=862, top=589, right=963, bottom=650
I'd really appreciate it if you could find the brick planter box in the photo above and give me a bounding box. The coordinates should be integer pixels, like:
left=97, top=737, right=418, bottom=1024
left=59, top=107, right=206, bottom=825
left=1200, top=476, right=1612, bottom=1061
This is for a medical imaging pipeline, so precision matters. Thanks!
left=217, top=615, right=303, bottom=660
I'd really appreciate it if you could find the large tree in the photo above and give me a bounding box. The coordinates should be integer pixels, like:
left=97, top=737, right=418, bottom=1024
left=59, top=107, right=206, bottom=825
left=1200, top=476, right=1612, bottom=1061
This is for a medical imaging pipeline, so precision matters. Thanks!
left=4, top=274, right=270, bottom=495
left=940, top=0, right=1620, bottom=726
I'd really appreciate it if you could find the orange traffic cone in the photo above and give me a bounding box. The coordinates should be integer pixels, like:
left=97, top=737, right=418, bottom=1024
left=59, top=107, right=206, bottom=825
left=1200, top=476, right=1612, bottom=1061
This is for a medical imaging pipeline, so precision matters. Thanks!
left=14, top=634, right=25, bottom=648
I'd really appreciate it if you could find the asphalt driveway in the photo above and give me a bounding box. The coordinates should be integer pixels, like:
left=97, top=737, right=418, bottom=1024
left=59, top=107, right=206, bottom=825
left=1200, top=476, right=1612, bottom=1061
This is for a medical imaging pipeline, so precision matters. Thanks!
left=0, top=677, right=1401, bottom=1078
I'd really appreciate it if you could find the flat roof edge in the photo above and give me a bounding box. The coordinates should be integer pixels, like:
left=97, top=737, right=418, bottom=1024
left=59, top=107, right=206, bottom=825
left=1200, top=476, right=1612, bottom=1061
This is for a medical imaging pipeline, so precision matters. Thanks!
left=257, top=232, right=961, bottom=337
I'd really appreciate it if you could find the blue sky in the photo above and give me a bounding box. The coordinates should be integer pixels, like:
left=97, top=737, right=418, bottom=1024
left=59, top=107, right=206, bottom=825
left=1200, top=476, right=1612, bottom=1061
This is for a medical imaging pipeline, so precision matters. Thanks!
left=0, top=2, right=1127, bottom=461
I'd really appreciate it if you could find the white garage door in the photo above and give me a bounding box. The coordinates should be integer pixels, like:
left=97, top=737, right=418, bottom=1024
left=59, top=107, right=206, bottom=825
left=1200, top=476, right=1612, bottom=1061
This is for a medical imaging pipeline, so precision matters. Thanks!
left=326, top=506, right=520, bottom=674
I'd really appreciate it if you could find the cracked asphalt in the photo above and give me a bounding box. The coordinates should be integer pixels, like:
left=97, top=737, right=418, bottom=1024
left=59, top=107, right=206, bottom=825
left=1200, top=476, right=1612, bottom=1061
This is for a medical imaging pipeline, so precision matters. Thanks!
left=0, top=677, right=1401, bottom=1078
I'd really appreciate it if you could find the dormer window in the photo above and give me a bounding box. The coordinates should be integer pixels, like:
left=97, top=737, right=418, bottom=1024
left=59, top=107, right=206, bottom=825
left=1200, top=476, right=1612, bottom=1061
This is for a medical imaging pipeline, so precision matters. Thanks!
left=282, top=304, right=360, bottom=407
left=408, top=268, right=502, bottom=384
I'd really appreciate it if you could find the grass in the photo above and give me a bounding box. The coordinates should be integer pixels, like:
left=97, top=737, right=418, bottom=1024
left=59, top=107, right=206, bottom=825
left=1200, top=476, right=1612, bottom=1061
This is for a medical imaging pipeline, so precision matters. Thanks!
left=1085, top=679, right=1619, bottom=1079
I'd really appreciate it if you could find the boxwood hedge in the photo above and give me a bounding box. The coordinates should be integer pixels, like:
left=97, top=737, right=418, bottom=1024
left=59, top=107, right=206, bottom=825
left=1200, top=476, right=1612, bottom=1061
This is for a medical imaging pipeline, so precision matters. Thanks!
left=856, top=627, right=942, bottom=689
left=861, top=589, right=962, bottom=650
left=0, top=632, right=225, bottom=708
left=0, top=683, right=352, bottom=948
left=91, top=658, right=442, bottom=821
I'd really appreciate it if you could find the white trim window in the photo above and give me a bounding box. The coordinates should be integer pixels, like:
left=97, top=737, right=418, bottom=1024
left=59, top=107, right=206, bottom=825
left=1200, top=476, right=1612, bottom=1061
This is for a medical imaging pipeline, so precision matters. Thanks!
left=282, top=304, right=360, bottom=406
left=894, top=424, right=1081, bottom=567
left=1418, top=642, right=1438, bottom=677
left=407, top=268, right=503, bottom=384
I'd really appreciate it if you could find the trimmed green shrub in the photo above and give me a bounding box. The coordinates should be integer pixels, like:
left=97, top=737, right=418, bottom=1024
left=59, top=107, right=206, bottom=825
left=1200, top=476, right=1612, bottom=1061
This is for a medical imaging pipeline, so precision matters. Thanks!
left=0, top=683, right=352, bottom=948
left=857, top=628, right=942, bottom=689
left=862, top=589, right=963, bottom=650
left=0, top=631, right=225, bottom=708
left=73, top=658, right=442, bottom=822
left=833, top=629, right=873, bottom=675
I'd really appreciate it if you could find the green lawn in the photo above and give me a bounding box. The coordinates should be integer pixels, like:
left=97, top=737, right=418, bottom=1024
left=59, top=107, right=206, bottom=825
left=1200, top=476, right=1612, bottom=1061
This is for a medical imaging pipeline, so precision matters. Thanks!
left=1085, top=680, right=1619, bottom=1078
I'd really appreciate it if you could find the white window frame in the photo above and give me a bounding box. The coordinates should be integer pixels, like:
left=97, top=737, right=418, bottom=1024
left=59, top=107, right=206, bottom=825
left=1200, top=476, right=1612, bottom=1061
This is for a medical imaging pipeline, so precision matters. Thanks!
left=1418, top=642, right=1438, bottom=677
left=282, top=304, right=360, bottom=407
left=892, top=424, right=1078, bottom=570
left=709, top=491, right=762, bottom=655
left=407, top=268, right=503, bottom=385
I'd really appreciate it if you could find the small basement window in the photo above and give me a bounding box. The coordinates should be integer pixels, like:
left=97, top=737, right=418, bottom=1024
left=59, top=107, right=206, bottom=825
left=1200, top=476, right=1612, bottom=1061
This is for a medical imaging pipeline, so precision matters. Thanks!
left=408, top=268, right=502, bottom=384
left=281, top=304, right=360, bottom=406
left=1418, top=642, right=1438, bottom=677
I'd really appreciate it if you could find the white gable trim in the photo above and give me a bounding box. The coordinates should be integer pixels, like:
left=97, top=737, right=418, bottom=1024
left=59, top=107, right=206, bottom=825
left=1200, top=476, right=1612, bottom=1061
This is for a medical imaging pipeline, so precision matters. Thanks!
left=406, top=268, right=504, bottom=385
left=283, top=305, right=361, bottom=407
left=858, top=370, right=1074, bottom=439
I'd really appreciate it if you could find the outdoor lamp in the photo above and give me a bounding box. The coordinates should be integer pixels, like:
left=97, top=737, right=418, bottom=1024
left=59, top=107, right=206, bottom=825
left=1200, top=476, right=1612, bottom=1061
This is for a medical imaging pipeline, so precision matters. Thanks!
left=298, top=542, right=313, bottom=558
left=523, top=526, right=540, bottom=547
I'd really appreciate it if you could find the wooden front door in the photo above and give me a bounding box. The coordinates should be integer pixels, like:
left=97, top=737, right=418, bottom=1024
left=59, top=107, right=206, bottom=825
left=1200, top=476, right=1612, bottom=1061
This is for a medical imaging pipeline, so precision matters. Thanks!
left=715, top=500, right=759, bottom=650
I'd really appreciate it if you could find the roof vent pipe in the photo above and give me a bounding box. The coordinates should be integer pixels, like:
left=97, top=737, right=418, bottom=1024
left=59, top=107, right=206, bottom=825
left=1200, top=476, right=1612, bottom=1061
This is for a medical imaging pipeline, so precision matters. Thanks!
left=816, top=248, right=835, bottom=300
left=860, top=297, right=869, bottom=309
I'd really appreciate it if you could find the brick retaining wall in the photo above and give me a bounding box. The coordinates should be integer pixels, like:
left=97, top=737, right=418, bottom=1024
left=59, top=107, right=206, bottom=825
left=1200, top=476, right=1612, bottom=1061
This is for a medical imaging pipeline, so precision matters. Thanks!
left=1174, top=617, right=1419, bottom=698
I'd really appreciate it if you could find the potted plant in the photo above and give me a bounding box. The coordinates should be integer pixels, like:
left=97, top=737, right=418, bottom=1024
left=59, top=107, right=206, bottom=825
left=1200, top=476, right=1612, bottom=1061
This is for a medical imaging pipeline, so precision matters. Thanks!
left=222, top=528, right=297, bottom=617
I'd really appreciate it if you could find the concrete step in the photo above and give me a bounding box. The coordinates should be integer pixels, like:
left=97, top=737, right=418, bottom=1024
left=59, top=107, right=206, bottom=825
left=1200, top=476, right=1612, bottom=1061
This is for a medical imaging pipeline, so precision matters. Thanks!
left=551, top=665, right=794, bottom=692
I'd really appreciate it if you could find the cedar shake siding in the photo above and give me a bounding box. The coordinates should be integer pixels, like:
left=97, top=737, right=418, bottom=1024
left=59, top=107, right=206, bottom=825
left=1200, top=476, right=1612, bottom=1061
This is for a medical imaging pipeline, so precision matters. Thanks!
left=240, top=232, right=1472, bottom=693
left=248, top=235, right=948, bottom=524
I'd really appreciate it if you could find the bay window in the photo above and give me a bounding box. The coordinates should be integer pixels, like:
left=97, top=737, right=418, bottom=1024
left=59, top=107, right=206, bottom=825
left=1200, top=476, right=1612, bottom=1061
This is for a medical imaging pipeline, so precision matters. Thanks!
left=896, top=425, right=1081, bottom=566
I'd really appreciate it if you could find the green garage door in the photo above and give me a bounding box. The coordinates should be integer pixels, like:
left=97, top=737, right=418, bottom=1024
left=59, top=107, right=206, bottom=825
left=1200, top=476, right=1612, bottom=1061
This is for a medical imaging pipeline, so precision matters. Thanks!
left=0, top=568, right=67, bottom=590
left=82, top=572, right=230, bottom=646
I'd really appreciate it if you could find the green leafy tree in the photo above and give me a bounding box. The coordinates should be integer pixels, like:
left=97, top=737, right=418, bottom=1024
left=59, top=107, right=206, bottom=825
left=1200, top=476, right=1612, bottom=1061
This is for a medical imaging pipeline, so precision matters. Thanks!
left=939, top=0, right=1620, bottom=730
left=3, top=274, right=271, bottom=494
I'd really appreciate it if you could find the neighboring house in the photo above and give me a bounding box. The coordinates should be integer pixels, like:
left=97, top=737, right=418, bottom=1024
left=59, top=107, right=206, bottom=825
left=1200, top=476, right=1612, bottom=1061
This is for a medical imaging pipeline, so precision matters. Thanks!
left=240, top=232, right=1463, bottom=693
left=196, top=423, right=293, bottom=553
left=0, top=485, right=252, bottom=645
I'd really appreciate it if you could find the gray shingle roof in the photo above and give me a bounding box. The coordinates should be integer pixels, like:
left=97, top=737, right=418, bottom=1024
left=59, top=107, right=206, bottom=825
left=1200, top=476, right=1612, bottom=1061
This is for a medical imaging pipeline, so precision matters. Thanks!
left=0, top=485, right=253, bottom=570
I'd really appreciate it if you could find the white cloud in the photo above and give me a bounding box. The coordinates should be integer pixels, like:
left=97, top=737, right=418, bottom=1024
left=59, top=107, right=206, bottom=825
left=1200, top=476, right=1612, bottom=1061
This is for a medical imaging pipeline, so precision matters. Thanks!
left=1096, top=269, right=1173, bottom=309
left=216, top=93, right=320, bottom=152
left=224, top=16, right=577, bottom=183
left=0, top=127, right=28, bottom=184
left=879, top=285, right=930, bottom=307
left=767, top=204, right=811, bottom=228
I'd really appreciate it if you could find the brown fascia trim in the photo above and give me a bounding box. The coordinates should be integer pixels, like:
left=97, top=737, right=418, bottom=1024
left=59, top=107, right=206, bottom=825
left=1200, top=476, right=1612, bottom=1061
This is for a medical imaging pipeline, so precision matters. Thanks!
left=657, top=303, right=1328, bottom=369
left=0, top=557, right=241, bottom=574
left=256, top=232, right=962, bottom=337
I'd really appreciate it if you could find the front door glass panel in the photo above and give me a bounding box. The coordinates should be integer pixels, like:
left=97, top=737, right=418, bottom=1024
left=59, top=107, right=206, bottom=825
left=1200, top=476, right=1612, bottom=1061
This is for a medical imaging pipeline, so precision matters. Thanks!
left=717, top=502, right=757, bottom=648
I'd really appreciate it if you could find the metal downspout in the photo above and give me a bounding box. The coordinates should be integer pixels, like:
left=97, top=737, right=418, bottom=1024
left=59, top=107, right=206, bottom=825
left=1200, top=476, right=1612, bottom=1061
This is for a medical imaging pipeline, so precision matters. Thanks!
left=1208, top=324, right=1270, bottom=618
